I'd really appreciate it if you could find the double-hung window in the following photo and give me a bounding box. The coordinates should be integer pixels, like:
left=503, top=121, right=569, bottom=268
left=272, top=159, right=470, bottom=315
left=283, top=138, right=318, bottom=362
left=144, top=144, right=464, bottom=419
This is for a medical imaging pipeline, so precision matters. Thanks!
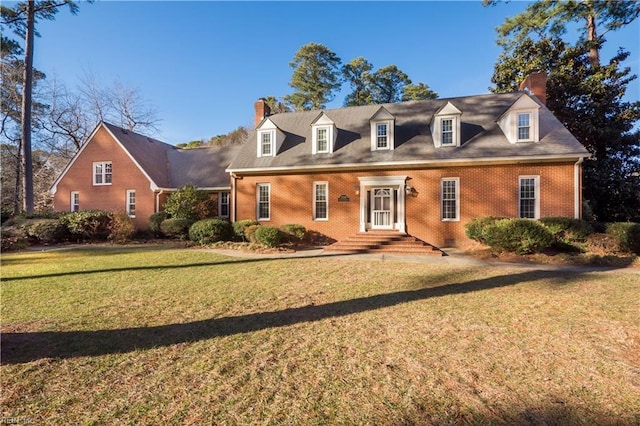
left=126, top=190, right=136, bottom=217
left=313, top=182, right=328, bottom=220
left=316, top=127, right=329, bottom=153
left=219, top=191, right=229, bottom=217
left=441, top=178, right=459, bottom=221
left=441, top=119, right=454, bottom=145
left=376, top=123, right=389, bottom=149
left=257, top=183, right=270, bottom=220
left=71, top=191, right=80, bottom=212
left=517, top=113, right=531, bottom=141
left=259, top=130, right=274, bottom=157
left=519, top=176, right=539, bottom=219
left=93, top=162, right=112, bottom=185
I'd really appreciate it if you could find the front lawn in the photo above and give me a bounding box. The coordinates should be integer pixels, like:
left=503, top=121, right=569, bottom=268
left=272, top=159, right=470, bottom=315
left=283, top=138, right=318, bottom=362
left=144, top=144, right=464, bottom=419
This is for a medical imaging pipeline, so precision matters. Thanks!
left=1, top=247, right=639, bottom=424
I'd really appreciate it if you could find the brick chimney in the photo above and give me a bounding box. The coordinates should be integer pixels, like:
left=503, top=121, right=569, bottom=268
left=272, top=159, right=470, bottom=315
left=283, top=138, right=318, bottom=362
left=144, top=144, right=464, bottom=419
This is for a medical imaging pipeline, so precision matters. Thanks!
left=519, top=71, right=547, bottom=106
left=254, top=98, right=271, bottom=128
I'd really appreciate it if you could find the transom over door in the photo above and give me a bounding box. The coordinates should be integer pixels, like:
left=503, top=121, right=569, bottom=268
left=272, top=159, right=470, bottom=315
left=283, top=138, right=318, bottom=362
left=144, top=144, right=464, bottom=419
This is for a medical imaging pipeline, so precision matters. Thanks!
left=371, top=188, right=393, bottom=229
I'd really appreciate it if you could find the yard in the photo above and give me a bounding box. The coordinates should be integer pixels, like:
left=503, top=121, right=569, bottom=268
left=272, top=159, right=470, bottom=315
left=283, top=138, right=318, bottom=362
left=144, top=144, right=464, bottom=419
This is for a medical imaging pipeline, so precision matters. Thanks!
left=1, top=246, right=639, bottom=425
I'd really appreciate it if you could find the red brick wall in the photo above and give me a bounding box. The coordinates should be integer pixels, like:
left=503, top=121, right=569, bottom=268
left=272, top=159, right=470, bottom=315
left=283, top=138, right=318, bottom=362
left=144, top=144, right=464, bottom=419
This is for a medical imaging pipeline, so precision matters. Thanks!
left=234, top=162, right=578, bottom=246
left=52, top=126, right=157, bottom=229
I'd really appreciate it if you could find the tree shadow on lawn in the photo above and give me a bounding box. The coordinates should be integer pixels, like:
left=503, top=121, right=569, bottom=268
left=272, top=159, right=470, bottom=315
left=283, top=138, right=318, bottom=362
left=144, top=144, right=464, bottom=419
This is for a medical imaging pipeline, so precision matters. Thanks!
left=1, top=268, right=596, bottom=364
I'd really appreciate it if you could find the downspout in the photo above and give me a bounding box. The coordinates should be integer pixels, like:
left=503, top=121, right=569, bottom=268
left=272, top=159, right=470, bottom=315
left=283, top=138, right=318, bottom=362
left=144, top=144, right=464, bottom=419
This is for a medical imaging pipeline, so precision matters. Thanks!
left=574, top=158, right=583, bottom=219
left=230, top=172, right=237, bottom=223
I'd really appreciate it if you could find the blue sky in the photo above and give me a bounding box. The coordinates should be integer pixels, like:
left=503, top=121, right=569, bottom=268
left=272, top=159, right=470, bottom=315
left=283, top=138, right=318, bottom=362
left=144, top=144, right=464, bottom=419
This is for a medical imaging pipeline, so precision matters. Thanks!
left=22, top=1, right=640, bottom=144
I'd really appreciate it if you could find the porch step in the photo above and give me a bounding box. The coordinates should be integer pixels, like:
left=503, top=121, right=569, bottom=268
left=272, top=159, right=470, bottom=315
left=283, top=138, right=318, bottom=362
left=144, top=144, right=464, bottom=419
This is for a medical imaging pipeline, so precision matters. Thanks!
left=324, top=232, right=444, bottom=256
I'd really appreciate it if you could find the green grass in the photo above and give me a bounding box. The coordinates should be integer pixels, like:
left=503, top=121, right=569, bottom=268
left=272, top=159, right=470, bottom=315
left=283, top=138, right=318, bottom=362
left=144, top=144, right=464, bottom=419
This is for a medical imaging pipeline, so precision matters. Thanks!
left=2, top=247, right=639, bottom=425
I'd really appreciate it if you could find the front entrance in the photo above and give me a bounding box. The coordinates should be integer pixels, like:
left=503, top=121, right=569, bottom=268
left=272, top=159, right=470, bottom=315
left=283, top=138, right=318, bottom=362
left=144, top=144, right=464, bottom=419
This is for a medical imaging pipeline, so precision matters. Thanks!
left=358, top=176, right=408, bottom=234
left=371, top=188, right=393, bottom=229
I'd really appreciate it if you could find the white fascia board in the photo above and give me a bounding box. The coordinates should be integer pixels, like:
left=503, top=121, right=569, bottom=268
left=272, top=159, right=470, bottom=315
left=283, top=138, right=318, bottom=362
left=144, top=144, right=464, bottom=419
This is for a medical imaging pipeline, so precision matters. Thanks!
left=227, top=153, right=591, bottom=175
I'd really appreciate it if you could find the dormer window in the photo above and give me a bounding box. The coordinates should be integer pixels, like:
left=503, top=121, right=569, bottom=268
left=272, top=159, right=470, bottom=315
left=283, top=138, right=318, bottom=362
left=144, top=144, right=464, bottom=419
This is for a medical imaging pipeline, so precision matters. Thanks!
left=369, top=107, right=395, bottom=151
left=517, top=113, right=531, bottom=141
left=256, top=118, right=283, bottom=157
left=441, top=119, right=454, bottom=145
left=376, top=123, right=389, bottom=149
left=497, top=94, right=540, bottom=143
left=259, top=130, right=275, bottom=157
left=311, top=113, right=336, bottom=154
left=432, top=102, right=462, bottom=148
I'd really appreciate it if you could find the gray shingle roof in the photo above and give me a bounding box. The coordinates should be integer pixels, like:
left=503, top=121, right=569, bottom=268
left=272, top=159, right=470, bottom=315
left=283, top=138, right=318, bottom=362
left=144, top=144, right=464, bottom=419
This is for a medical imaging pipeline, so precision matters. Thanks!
left=227, top=92, right=589, bottom=172
left=103, top=122, right=240, bottom=189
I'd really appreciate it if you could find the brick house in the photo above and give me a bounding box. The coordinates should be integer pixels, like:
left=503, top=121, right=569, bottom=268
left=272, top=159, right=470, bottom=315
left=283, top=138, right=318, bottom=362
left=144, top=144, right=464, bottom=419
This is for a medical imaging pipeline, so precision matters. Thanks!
left=227, top=74, right=589, bottom=247
left=50, top=122, right=240, bottom=229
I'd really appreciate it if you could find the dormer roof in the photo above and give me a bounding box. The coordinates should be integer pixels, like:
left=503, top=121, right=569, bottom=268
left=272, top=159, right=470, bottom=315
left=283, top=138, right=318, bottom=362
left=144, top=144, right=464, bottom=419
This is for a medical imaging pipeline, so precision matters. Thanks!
left=227, top=92, right=588, bottom=173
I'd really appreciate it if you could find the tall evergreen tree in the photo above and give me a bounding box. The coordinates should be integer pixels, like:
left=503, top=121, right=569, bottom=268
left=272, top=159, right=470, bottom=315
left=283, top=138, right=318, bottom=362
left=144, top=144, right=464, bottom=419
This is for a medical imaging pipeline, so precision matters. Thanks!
left=487, top=0, right=640, bottom=221
left=343, top=57, right=374, bottom=107
left=1, top=0, right=84, bottom=213
left=284, top=43, right=342, bottom=111
left=369, top=65, right=411, bottom=104
left=402, top=82, right=438, bottom=101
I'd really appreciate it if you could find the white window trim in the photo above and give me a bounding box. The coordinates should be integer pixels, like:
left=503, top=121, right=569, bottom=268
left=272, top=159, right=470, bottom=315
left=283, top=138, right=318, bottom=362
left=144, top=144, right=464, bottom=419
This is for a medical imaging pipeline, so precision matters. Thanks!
left=313, top=181, right=329, bottom=221
left=440, top=178, right=460, bottom=221
left=70, top=191, right=79, bottom=212
left=519, top=175, right=540, bottom=219
left=433, top=115, right=460, bottom=148
left=257, top=130, right=276, bottom=157
left=257, top=183, right=270, bottom=221
left=312, top=125, right=333, bottom=154
left=370, top=120, right=394, bottom=151
left=219, top=191, right=230, bottom=218
left=93, top=161, right=112, bottom=186
left=513, top=109, right=538, bottom=143
left=126, top=189, right=136, bottom=218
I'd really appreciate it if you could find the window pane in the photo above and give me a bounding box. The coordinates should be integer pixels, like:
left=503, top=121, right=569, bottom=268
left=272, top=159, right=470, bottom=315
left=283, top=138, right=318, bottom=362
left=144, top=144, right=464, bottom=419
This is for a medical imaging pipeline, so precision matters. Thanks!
left=517, top=113, right=530, bottom=140
left=261, top=133, right=272, bottom=155
left=441, top=180, right=458, bottom=220
left=105, top=163, right=112, bottom=183
left=317, top=128, right=327, bottom=152
left=315, top=183, right=327, bottom=219
left=258, top=185, right=270, bottom=219
left=377, top=124, right=388, bottom=148
left=519, top=178, right=536, bottom=218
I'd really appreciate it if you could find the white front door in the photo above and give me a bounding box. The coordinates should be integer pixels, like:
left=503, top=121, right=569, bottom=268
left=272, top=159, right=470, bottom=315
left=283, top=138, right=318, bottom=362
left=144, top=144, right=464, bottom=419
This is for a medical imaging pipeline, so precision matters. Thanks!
left=371, top=188, right=393, bottom=229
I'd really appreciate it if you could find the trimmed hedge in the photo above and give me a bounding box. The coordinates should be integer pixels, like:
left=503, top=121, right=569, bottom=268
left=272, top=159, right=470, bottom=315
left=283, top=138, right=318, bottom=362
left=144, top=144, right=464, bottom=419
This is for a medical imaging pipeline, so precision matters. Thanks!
left=254, top=226, right=282, bottom=247
left=244, top=224, right=261, bottom=243
left=148, top=211, right=169, bottom=237
left=163, top=184, right=216, bottom=222
left=280, top=224, right=306, bottom=242
left=606, top=222, right=640, bottom=254
left=21, top=218, right=68, bottom=244
left=108, top=211, right=136, bottom=243
left=539, top=217, right=593, bottom=242
left=160, top=218, right=192, bottom=239
left=189, top=218, right=232, bottom=244
left=60, top=210, right=111, bottom=241
left=465, top=217, right=504, bottom=243
left=232, top=219, right=260, bottom=241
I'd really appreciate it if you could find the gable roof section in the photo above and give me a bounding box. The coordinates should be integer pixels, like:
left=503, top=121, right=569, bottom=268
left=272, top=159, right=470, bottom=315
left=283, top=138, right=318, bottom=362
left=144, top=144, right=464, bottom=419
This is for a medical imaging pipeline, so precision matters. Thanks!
left=51, top=121, right=240, bottom=194
left=227, top=92, right=589, bottom=173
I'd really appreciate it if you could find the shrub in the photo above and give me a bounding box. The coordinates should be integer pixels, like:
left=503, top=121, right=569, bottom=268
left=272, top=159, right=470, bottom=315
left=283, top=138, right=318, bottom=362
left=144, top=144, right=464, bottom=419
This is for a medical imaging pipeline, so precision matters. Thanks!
left=163, top=184, right=216, bottom=222
left=148, top=211, right=169, bottom=237
left=232, top=219, right=260, bottom=241
left=160, top=218, right=192, bottom=239
left=1, top=226, right=27, bottom=251
left=586, top=233, right=623, bottom=255
left=482, top=218, right=555, bottom=255
left=254, top=226, right=282, bottom=247
left=539, top=217, right=593, bottom=242
left=108, top=211, right=136, bottom=244
left=606, top=222, right=640, bottom=254
left=189, top=218, right=232, bottom=244
left=21, top=219, right=68, bottom=244
left=244, top=224, right=261, bottom=243
left=60, top=210, right=111, bottom=241
left=280, top=224, right=306, bottom=242
left=465, top=217, right=502, bottom=243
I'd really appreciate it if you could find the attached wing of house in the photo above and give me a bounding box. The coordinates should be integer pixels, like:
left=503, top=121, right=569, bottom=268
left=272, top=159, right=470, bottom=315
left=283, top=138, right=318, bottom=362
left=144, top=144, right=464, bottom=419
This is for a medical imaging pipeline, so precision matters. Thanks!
left=50, top=122, right=243, bottom=228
